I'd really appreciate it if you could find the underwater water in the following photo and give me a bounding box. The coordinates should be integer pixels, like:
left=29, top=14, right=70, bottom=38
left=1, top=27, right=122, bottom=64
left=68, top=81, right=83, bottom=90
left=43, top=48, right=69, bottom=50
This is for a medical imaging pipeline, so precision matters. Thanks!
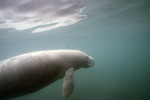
left=0, top=0, right=150, bottom=100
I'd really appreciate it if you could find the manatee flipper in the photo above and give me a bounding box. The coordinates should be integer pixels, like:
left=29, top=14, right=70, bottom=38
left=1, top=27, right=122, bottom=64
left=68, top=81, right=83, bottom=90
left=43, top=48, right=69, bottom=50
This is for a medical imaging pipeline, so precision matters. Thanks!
left=62, top=68, right=74, bottom=98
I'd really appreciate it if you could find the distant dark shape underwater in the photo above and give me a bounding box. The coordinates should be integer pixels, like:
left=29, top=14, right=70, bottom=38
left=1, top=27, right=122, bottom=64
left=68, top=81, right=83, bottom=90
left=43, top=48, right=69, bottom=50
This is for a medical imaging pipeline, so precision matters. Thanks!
left=0, top=50, right=94, bottom=99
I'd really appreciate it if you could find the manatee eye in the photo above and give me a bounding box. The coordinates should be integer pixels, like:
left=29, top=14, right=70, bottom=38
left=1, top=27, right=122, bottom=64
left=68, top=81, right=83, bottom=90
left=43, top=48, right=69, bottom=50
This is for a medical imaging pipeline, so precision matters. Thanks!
left=86, top=56, right=89, bottom=60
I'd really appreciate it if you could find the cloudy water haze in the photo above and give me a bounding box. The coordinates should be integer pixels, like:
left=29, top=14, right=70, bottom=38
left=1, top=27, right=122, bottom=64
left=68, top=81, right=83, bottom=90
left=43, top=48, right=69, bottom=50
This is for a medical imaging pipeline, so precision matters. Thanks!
left=0, top=0, right=150, bottom=100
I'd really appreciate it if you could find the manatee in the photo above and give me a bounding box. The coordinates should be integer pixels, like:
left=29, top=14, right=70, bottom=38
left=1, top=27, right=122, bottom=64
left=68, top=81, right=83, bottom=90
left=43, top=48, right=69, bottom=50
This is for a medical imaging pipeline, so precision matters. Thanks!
left=0, top=50, right=94, bottom=99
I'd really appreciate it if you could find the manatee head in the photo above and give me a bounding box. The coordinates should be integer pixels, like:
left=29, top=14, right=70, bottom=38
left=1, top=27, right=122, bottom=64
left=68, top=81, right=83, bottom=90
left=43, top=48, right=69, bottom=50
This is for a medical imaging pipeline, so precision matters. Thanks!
left=64, top=50, right=94, bottom=69
left=82, top=55, right=94, bottom=68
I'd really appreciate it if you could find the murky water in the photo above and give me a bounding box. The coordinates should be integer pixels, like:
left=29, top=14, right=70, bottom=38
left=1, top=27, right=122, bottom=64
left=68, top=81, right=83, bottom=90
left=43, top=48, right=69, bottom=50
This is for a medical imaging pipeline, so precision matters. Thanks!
left=0, top=0, right=150, bottom=100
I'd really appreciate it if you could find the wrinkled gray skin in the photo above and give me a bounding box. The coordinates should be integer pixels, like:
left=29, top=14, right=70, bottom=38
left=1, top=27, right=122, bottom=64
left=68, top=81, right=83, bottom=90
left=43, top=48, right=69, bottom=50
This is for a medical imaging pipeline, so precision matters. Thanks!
left=0, top=50, right=94, bottom=99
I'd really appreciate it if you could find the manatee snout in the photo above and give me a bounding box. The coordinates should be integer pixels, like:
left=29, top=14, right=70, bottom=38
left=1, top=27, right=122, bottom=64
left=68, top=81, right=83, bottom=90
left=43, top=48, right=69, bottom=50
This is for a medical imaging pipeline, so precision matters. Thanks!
left=88, top=56, right=94, bottom=67
left=83, top=56, right=94, bottom=68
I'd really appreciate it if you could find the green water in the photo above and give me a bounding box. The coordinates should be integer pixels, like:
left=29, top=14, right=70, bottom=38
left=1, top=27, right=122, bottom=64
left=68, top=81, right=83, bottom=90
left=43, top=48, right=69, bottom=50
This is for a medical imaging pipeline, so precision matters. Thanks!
left=0, top=0, right=150, bottom=100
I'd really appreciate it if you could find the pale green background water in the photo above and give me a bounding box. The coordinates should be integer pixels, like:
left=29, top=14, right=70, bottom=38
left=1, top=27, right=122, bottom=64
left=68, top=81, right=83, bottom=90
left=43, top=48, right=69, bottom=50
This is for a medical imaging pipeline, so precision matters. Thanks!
left=0, top=0, right=150, bottom=100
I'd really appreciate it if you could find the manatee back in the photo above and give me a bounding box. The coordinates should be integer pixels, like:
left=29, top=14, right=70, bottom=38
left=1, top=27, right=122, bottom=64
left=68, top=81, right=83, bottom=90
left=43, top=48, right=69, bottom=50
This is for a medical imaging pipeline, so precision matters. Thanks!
left=0, top=51, right=64, bottom=99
